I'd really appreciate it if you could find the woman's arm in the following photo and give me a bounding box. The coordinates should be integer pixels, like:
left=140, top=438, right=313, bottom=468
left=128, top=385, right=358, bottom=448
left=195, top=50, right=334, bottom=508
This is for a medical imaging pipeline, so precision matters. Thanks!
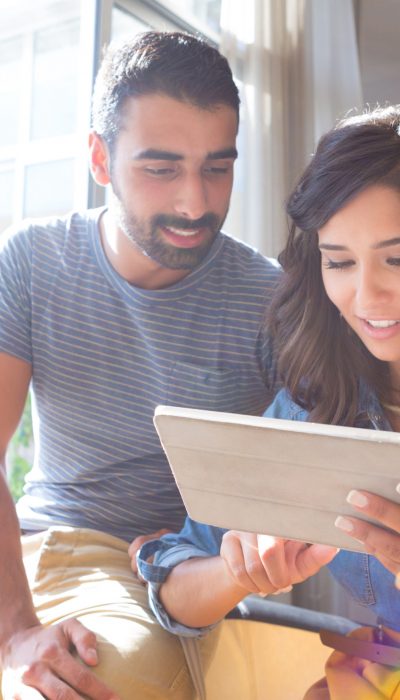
left=157, top=532, right=337, bottom=628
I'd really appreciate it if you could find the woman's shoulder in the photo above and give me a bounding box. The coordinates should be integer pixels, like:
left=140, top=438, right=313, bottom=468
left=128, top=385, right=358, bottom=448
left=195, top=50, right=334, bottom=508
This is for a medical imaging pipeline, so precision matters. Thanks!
left=263, top=388, right=309, bottom=422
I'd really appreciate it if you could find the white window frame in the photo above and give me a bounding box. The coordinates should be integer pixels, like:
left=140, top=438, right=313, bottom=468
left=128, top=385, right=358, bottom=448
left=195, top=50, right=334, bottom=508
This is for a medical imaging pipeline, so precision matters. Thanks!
left=0, top=0, right=222, bottom=226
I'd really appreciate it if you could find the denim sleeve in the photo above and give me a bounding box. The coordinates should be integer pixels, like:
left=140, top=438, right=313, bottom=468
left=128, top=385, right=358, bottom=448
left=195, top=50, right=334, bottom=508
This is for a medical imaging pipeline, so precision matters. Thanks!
left=263, top=388, right=309, bottom=421
left=136, top=517, right=226, bottom=638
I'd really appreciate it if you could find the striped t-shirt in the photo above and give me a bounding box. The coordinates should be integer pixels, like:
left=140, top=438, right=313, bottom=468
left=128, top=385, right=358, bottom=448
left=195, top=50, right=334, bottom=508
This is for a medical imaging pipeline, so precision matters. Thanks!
left=0, top=208, right=280, bottom=541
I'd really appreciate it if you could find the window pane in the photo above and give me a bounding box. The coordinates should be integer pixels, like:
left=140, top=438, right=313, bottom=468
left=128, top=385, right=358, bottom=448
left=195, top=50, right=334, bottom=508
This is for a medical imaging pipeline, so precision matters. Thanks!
left=0, top=169, right=14, bottom=233
left=24, top=159, right=74, bottom=218
left=31, top=19, right=80, bottom=140
left=0, top=37, right=23, bottom=147
left=112, top=7, right=150, bottom=40
left=156, top=0, right=222, bottom=34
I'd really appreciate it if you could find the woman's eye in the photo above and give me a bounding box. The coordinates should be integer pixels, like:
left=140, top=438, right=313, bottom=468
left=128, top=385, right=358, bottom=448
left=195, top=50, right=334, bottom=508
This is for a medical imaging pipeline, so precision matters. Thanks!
left=387, top=257, right=400, bottom=266
left=323, top=259, right=354, bottom=270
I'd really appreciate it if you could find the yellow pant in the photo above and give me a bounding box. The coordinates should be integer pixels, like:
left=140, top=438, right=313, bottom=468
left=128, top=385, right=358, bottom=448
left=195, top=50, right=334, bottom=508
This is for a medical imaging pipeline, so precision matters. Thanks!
left=304, top=626, right=400, bottom=700
left=0, top=527, right=330, bottom=699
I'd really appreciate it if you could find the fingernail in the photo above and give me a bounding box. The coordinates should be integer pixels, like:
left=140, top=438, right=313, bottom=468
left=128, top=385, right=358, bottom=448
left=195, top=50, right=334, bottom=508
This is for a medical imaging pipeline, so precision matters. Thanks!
left=272, top=585, right=293, bottom=595
left=313, top=544, right=340, bottom=556
left=335, top=516, right=354, bottom=533
left=87, top=648, right=98, bottom=662
left=346, top=490, right=369, bottom=508
left=396, top=484, right=400, bottom=495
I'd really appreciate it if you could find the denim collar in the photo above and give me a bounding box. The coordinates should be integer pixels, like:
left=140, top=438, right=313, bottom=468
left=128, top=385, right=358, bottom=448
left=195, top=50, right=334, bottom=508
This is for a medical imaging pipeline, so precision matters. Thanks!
left=356, top=382, right=392, bottom=432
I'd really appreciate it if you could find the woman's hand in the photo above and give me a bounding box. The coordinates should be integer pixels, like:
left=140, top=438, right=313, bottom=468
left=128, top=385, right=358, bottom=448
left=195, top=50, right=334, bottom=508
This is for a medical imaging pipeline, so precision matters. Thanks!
left=335, top=489, right=400, bottom=576
left=220, top=531, right=338, bottom=596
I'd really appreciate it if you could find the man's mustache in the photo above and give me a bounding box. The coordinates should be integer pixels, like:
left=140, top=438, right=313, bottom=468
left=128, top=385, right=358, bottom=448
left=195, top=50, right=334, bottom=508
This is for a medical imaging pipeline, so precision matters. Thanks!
left=152, top=213, right=220, bottom=231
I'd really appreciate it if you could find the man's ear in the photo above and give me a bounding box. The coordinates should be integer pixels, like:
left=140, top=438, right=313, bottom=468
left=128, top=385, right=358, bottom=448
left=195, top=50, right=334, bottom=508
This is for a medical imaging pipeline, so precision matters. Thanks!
left=88, top=131, right=111, bottom=186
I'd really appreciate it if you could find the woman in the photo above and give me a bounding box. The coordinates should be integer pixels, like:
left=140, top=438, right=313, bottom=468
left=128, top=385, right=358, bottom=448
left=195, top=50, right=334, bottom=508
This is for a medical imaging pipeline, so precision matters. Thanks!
left=267, top=104, right=400, bottom=698
left=136, top=105, right=400, bottom=695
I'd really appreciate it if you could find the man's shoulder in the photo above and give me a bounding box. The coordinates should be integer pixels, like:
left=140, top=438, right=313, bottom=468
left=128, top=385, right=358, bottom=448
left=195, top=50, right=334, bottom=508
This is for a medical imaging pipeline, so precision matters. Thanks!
left=0, top=209, right=100, bottom=254
left=215, top=233, right=281, bottom=300
left=219, top=231, right=280, bottom=277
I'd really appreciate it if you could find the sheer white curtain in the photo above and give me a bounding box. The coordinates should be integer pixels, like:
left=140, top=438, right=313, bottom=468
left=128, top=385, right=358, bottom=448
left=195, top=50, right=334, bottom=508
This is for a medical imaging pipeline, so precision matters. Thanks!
left=220, top=0, right=363, bottom=258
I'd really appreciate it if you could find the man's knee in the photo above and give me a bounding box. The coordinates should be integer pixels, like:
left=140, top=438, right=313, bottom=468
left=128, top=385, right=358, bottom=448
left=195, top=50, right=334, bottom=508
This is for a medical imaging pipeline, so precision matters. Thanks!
left=78, top=614, right=211, bottom=700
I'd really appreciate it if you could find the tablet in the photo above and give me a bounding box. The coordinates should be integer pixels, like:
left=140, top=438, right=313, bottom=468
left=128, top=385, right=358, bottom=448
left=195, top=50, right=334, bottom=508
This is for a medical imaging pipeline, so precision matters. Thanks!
left=153, top=405, right=400, bottom=552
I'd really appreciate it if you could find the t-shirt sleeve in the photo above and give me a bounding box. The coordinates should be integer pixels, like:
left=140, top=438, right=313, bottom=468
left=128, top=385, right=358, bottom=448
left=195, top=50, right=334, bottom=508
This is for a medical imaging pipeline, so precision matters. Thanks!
left=0, top=226, right=33, bottom=363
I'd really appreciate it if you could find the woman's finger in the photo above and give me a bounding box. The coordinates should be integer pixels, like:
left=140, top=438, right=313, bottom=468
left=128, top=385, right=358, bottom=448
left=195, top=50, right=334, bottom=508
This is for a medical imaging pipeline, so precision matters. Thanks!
left=257, top=535, right=291, bottom=590
left=293, top=542, right=339, bottom=580
left=346, top=490, right=400, bottom=533
left=335, top=514, right=400, bottom=567
left=220, top=531, right=262, bottom=593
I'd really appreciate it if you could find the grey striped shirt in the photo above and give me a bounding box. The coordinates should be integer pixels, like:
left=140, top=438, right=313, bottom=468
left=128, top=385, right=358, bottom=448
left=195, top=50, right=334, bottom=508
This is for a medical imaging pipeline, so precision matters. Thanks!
left=0, top=208, right=280, bottom=541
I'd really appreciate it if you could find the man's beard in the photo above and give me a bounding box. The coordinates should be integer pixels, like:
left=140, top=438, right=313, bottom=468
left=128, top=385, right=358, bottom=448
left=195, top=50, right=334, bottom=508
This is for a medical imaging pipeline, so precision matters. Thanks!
left=112, top=196, right=226, bottom=271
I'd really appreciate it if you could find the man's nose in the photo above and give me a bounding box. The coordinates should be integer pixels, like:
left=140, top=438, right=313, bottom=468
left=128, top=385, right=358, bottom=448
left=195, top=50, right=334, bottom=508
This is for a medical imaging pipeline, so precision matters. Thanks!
left=173, top=174, right=208, bottom=221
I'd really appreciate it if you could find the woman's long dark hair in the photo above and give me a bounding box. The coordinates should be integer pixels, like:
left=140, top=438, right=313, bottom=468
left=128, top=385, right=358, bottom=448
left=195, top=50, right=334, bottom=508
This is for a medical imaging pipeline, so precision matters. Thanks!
left=270, top=106, right=400, bottom=425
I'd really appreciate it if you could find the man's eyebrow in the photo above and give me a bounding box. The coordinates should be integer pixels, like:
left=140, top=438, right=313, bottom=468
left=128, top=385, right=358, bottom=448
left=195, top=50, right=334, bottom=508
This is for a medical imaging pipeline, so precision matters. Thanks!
left=319, top=237, right=400, bottom=251
left=206, top=148, right=238, bottom=160
left=133, top=149, right=183, bottom=161
left=132, top=147, right=238, bottom=161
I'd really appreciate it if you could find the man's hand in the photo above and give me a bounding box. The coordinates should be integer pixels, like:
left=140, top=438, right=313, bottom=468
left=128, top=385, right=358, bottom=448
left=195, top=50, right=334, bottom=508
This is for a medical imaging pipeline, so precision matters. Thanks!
left=1, top=620, right=120, bottom=700
left=128, top=529, right=172, bottom=575
left=220, top=531, right=338, bottom=596
left=336, top=489, right=400, bottom=576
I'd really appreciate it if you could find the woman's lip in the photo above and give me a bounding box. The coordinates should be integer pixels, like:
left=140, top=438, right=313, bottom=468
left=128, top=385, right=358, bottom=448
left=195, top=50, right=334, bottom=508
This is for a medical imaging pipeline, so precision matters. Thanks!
left=359, top=316, right=400, bottom=326
left=358, top=317, right=400, bottom=339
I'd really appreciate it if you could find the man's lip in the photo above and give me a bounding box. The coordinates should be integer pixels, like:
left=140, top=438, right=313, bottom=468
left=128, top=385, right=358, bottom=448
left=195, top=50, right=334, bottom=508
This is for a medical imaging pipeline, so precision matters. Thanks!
left=160, top=225, right=207, bottom=248
left=164, top=226, right=201, bottom=237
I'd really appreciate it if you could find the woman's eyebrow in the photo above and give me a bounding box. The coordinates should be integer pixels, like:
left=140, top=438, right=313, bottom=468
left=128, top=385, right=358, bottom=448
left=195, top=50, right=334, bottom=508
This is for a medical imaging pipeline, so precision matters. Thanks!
left=318, top=244, right=348, bottom=251
left=319, top=237, right=400, bottom=251
left=373, top=236, right=400, bottom=249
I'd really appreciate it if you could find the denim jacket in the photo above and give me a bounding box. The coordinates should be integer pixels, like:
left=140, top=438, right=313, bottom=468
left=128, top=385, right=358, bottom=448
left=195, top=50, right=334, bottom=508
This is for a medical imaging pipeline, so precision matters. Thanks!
left=137, top=386, right=400, bottom=638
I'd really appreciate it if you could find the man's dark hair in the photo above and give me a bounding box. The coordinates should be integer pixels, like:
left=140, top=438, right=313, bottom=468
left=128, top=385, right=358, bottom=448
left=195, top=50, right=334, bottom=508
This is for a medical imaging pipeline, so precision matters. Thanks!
left=91, top=31, right=240, bottom=155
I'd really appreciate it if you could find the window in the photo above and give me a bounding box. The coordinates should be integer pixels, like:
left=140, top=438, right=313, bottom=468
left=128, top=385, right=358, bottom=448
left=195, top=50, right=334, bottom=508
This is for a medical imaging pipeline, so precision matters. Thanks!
left=1, top=0, right=87, bottom=496
left=24, top=160, right=75, bottom=218
left=31, top=20, right=80, bottom=140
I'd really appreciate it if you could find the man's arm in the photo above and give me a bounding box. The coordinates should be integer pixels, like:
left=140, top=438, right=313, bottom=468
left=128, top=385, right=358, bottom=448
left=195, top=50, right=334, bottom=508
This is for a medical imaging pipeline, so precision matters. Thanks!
left=0, top=353, right=119, bottom=700
left=0, top=353, right=37, bottom=642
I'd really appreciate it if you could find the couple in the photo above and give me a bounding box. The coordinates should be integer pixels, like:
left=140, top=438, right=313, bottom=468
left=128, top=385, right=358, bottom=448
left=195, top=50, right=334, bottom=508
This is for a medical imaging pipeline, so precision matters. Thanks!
left=0, top=29, right=400, bottom=700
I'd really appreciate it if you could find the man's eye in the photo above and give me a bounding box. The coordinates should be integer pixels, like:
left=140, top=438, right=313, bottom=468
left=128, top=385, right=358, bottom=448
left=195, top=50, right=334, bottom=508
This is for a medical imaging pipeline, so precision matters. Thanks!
left=388, top=257, right=400, bottom=266
left=144, top=167, right=176, bottom=176
left=204, top=165, right=230, bottom=175
left=323, top=259, right=354, bottom=270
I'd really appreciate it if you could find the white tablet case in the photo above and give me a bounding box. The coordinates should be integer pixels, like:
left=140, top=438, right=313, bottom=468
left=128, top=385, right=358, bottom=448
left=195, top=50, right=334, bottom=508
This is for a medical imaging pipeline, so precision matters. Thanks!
left=153, top=405, right=400, bottom=552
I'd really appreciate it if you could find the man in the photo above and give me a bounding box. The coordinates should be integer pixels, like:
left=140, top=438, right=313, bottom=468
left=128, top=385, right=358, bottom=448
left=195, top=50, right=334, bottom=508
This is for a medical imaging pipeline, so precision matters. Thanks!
left=0, top=32, right=279, bottom=699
